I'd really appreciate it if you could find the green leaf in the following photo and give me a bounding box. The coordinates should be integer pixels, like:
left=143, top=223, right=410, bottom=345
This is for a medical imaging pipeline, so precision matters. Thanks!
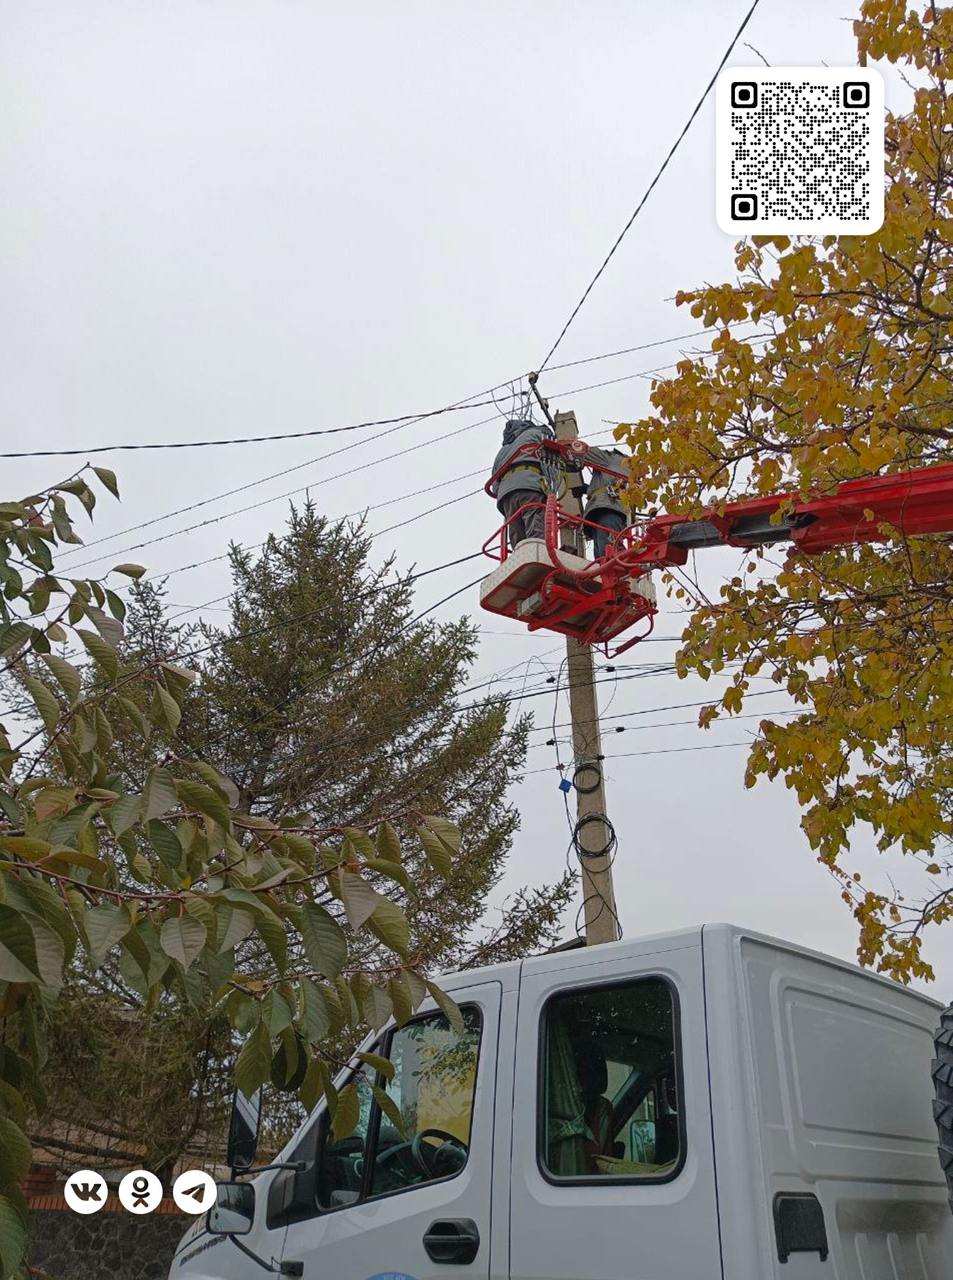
left=40, top=654, right=82, bottom=704
left=73, top=711, right=97, bottom=754
left=84, top=904, right=131, bottom=969
left=235, top=1021, right=272, bottom=1100
left=271, top=1027, right=307, bottom=1092
left=426, top=980, right=465, bottom=1035
left=335, top=975, right=361, bottom=1028
left=175, top=779, right=231, bottom=830
left=0, top=622, right=32, bottom=658
left=356, top=1051, right=395, bottom=1083
left=366, top=898, right=410, bottom=958
left=216, top=904, right=257, bottom=953
left=234, top=1018, right=271, bottom=1100
left=23, top=675, right=60, bottom=735
left=160, top=915, right=207, bottom=970
left=280, top=834, right=316, bottom=872
left=332, top=1081, right=361, bottom=1141
left=299, top=903, right=347, bottom=980
left=361, top=856, right=411, bottom=893
left=118, top=696, right=149, bottom=737
left=415, top=825, right=452, bottom=879
left=343, top=828, right=377, bottom=859
left=298, top=979, right=331, bottom=1043
left=144, top=766, right=178, bottom=822
left=187, top=760, right=239, bottom=807
left=262, top=989, right=294, bottom=1037
left=109, top=793, right=142, bottom=836
left=372, top=1085, right=407, bottom=1139
left=0, top=905, right=43, bottom=984
left=256, top=909, right=288, bottom=974
left=405, top=969, right=428, bottom=1013
left=152, top=684, right=181, bottom=735
left=0, top=1191, right=28, bottom=1280
left=226, top=988, right=259, bottom=1034
left=363, top=984, right=393, bottom=1031
left=77, top=629, right=118, bottom=679
left=376, top=821, right=403, bottom=865
left=32, top=785, right=76, bottom=823
left=388, top=974, right=413, bottom=1026
left=119, top=920, right=170, bottom=995
left=0, top=791, right=20, bottom=825
left=338, top=869, right=383, bottom=930
left=148, top=819, right=183, bottom=868
left=112, top=563, right=146, bottom=579
left=299, top=1057, right=327, bottom=1114
left=92, top=465, right=120, bottom=499
left=87, top=605, right=123, bottom=648
left=183, top=894, right=217, bottom=940
left=105, top=588, right=126, bottom=623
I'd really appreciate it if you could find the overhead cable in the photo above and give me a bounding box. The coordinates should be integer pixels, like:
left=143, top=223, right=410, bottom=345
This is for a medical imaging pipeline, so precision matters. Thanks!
left=537, top=0, right=764, bottom=371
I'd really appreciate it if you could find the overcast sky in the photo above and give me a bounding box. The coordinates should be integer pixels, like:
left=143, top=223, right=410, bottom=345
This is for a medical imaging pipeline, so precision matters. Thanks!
left=3, top=1, right=948, bottom=994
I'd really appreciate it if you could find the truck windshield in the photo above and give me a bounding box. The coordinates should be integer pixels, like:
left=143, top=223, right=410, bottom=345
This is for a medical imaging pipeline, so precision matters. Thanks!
left=316, top=1006, right=482, bottom=1210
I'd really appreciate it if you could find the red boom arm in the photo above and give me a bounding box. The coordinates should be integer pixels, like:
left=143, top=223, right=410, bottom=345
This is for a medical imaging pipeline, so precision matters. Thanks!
left=619, top=460, right=953, bottom=570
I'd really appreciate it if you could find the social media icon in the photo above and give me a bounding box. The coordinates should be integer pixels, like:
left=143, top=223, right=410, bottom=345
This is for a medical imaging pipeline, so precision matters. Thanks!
left=172, top=1169, right=217, bottom=1215
left=118, top=1168, right=162, bottom=1215
left=64, top=1169, right=108, bottom=1215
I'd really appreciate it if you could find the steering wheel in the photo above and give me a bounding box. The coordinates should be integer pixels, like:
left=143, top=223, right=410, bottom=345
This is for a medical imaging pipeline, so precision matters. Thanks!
left=373, top=1141, right=418, bottom=1181
left=411, top=1128, right=468, bottom=1178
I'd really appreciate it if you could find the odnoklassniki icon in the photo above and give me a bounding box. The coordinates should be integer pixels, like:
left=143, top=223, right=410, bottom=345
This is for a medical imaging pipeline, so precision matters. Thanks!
left=118, top=1169, right=163, bottom=1215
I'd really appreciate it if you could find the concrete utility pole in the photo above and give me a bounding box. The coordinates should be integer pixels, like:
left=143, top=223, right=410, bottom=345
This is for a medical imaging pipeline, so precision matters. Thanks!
left=553, top=409, right=620, bottom=946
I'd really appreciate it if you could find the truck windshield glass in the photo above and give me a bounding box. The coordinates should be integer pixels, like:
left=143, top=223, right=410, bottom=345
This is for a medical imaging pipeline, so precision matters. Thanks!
left=541, top=978, right=681, bottom=1180
left=316, top=1006, right=482, bottom=1211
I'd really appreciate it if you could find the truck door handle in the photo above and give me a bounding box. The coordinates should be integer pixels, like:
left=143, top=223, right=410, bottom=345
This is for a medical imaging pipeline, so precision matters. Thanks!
left=422, top=1218, right=480, bottom=1265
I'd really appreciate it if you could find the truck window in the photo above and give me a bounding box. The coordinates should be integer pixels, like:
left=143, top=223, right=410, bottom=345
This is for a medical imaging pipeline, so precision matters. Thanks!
left=540, top=978, right=681, bottom=1181
left=315, top=1062, right=376, bottom=1208
left=316, top=1006, right=482, bottom=1211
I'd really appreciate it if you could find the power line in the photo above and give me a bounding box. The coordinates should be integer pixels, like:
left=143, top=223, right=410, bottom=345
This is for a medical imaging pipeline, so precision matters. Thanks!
left=60, top=417, right=489, bottom=561
left=524, top=739, right=753, bottom=775
left=57, top=342, right=729, bottom=576
left=533, top=706, right=801, bottom=740
left=537, top=0, right=764, bottom=371
left=1, top=393, right=506, bottom=460
left=62, top=413, right=499, bottom=573
left=8, top=322, right=756, bottom=468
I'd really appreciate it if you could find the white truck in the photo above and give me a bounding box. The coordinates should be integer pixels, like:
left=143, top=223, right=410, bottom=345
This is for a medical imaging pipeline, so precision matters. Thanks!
left=169, top=923, right=953, bottom=1279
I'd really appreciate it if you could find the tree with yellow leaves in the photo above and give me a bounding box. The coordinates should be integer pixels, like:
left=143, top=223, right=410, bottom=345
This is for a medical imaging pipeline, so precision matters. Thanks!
left=616, top=0, right=953, bottom=982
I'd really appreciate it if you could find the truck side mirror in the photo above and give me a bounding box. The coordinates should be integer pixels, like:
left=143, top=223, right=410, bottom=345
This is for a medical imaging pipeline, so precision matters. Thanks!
left=207, top=1182, right=255, bottom=1236
left=227, top=1087, right=262, bottom=1173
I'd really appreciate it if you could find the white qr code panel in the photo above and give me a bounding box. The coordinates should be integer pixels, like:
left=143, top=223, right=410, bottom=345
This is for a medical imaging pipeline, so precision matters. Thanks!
left=716, top=67, right=884, bottom=235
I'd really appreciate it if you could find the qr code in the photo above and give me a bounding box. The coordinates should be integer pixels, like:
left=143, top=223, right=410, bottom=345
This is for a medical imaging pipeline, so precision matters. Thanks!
left=716, top=68, right=884, bottom=235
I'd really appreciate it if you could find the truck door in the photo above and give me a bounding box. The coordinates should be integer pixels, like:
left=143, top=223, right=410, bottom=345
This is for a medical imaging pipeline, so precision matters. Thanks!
left=510, top=938, right=722, bottom=1280
left=280, top=980, right=500, bottom=1279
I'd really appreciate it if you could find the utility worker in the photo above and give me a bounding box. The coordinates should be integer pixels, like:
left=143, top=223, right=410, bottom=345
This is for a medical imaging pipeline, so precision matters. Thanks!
left=584, top=447, right=630, bottom=559
left=489, top=418, right=555, bottom=548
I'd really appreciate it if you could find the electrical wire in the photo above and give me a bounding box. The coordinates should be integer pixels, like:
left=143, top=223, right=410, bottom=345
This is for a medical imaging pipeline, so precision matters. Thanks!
left=7, top=321, right=759, bottom=466
left=524, top=739, right=754, bottom=776
left=537, top=0, right=764, bottom=371
left=1, top=394, right=509, bottom=460
left=54, top=344, right=744, bottom=575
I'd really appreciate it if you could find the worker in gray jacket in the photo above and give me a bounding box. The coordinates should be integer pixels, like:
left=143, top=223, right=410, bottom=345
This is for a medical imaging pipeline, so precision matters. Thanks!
left=584, top=447, right=630, bottom=559
left=489, top=419, right=555, bottom=548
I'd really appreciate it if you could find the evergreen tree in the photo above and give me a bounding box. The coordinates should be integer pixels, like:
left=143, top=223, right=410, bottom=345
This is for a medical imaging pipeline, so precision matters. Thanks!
left=191, top=504, right=572, bottom=972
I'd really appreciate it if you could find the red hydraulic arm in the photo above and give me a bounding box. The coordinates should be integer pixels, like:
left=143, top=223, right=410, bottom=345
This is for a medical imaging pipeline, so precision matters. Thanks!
left=616, top=459, right=953, bottom=571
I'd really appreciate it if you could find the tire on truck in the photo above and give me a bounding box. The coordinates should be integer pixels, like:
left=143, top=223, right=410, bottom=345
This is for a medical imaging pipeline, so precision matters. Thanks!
left=934, top=1003, right=953, bottom=1212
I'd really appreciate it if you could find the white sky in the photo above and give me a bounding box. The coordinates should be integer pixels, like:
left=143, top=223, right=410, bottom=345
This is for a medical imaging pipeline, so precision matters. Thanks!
left=3, top=1, right=949, bottom=994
